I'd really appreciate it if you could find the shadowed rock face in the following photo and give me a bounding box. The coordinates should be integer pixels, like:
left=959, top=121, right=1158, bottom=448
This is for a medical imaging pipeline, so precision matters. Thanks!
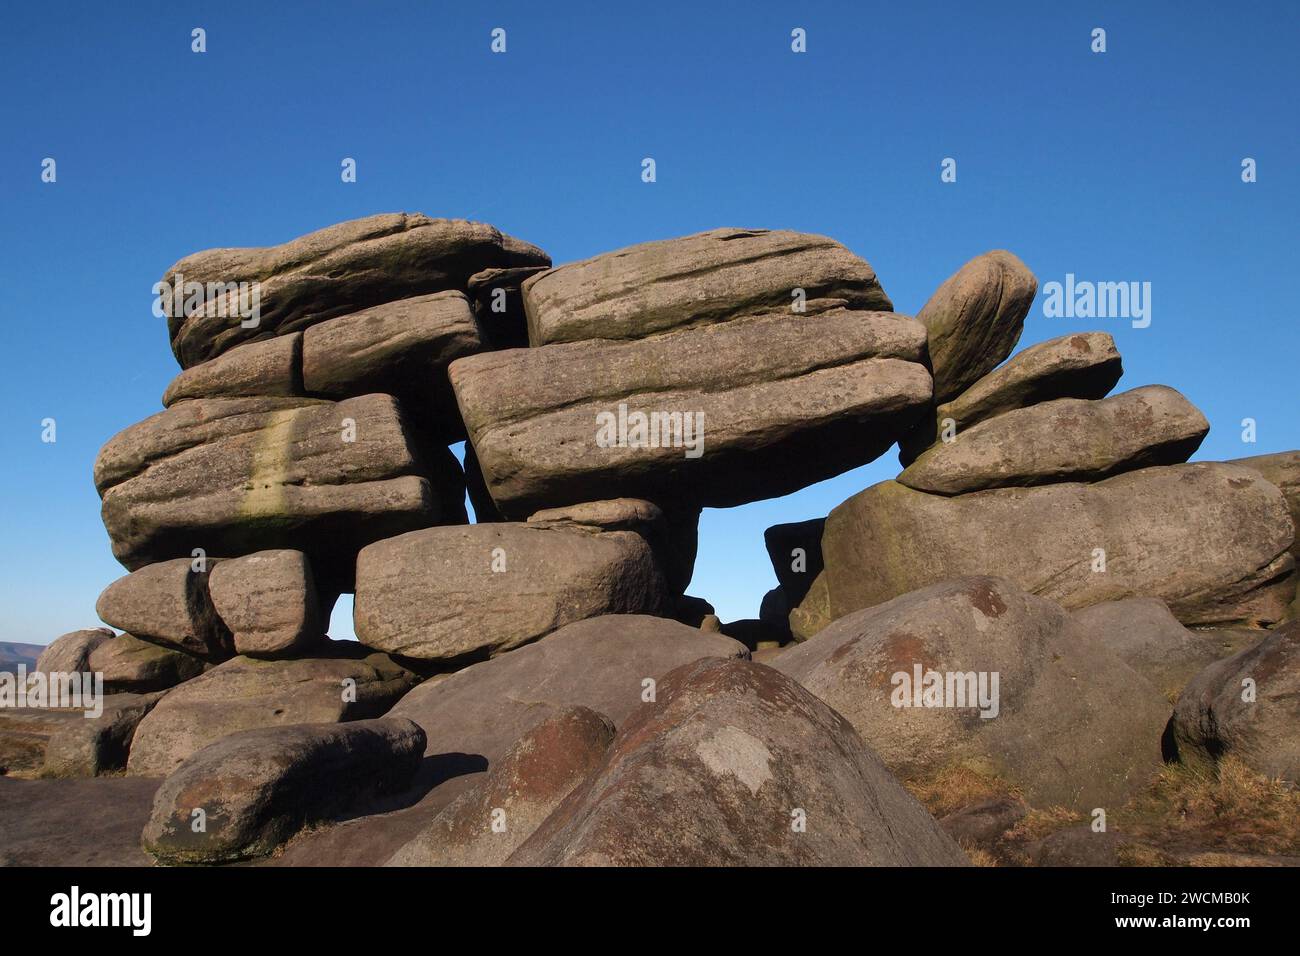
left=164, top=213, right=549, bottom=367
left=900, top=331, right=1123, bottom=465
left=775, top=577, right=1171, bottom=811
left=507, top=657, right=969, bottom=866
left=763, top=518, right=826, bottom=607
left=354, top=523, right=670, bottom=662
left=452, top=309, right=932, bottom=516
left=898, top=385, right=1210, bottom=495
left=0, top=693, right=166, bottom=779
left=88, top=635, right=206, bottom=693
left=143, top=717, right=426, bottom=864
left=126, top=641, right=420, bottom=777
left=1170, top=621, right=1300, bottom=784
left=94, top=394, right=456, bottom=592
left=386, top=706, right=616, bottom=867
left=95, top=559, right=231, bottom=661
left=917, top=249, right=1039, bottom=404
left=812, top=463, right=1296, bottom=629
left=521, top=227, right=893, bottom=346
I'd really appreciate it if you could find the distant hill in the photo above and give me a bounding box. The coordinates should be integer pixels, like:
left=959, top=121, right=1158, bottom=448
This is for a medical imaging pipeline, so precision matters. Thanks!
left=0, top=641, right=43, bottom=671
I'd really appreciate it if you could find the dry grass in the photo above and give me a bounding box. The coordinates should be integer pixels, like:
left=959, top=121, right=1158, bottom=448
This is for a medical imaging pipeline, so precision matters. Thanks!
left=905, top=763, right=1018, bottom=818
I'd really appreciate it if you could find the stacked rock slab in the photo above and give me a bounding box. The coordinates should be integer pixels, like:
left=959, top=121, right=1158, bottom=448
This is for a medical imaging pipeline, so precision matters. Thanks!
left=453, top=228, right=931, bottom=518
left=792, top=253, right=1296, bottom=636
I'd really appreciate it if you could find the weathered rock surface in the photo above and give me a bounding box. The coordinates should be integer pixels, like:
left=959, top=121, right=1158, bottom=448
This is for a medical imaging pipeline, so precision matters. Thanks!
left=522, top=227, right=892, bottom=346
left=776, top=577, right=1170, bottom=810
left=900, top=331, right=1123, bottom=465
left=354, top=524, right=669, bottom=662
left=788, top=571, right=832, bottom=641
left=526, top=498, right=699, bottom=594
left=898, top=386, right=1210, bottom=495
left=814, top=463, right=1296, bottom=628
left=95, top=559, right=231, bottom=660
left=386, top=706, right=615, bottom=867
left=35, top=628, right=115, bottom=675
left=1231, top=451, right=1300, bottom=558
left=143, top=717, right=425, bottom=863
left=763, top=517, right=825, bottom=607
left=208, top=550, right=326, bottom=658
left=0, top=693, right=166, bottom=778
left=389, top=615, right=749, bottom=771
left=165, top=213, right=548, bottom=367
left=95, top=394, right=452, bottom=590
left=507, top=657, right=969, bottom=866
left=0, top=776, right=160, bottom=866
left=918, top=250, right=1038, bottom=403
left=1069, top=598, right=1223, bottom=697
left=162, top=333, right=301, bottom=407
left=126, top=641, right=420, bottom=777
left=453, top=309, right=931, bottom=516
left=88, top=634, right=206, bottom=693
left=1170, top=621, right=1299, bottom=783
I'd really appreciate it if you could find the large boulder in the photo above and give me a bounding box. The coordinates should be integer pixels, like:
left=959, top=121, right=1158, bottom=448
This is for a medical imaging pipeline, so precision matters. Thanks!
left=775, top=577, right=1170, bottom=811
left=208, top=550, right=327, bottom=658
left=142, top=717, right=425, bottom=863
left=898, top=385, right=1210, bottom=495
left=917, top=250, right=1038, bottom=403
left=162, top=333, right=301, bottom=407
left=507, top=657, right=969, bottom=866
left=34, top=628, right=115, bottom=675
left=763, top=518, right=826, bottom=607
left=386, top=706, right=615, bottom=867
left=164, top=213, right=548, bottom=367
left=95, top=559, right=231, bottom=660
left=126, top=641, right=420, bottom=777
left=94, top=394, right=457, bottom=591
left=354, top=523, right=669, bottom=663
left=452, top=309, right=931, bottom=516
left=1170, top=621, right=1299, bottom=784
left=813, top=463, right=1296, bottom=629
left=388, top=615, right=750, bottom=771
left=900, top=331, right=1123, bottom=465
left=521, top=227, right=892, bottom=346
left=1069, top=598, right=1223, bottom=697
left=87, top=634, right=206, bottom=693
left=1231, top=451, right=1300, bottom=558
left=525, top=498, right=699, bottom=594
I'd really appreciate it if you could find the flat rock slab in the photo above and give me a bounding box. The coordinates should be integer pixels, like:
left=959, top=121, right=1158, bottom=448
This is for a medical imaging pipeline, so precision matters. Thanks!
left=918, top=250, right=1038, bottom=403
left=386, top=706, right=615, bottom=867
left=94, top=394, right=452, bottom=591
left=507, top=657, right=969, bottom=866
left=452, top=309, right=931, bottom=516
left=143, top=717, right=425, bottom=864
left=815, top=463, right=1296, bottom=629
left=521, top=227, right=892, bottom=346
left=0, top=776, right=161, bottom=866
left=95, top=559, right=230, bottom=660
left=1170, top=621, right=1299, bottom=784
left=899, top=385, right=1209, bottom=495
left=164, top=212, right=548, bottom=367
left=900, top=331, right=1123, bottom=465
left=354, top=524, right=669, bottom=662
left=776, top=577, right=1171, bottom=811
left=126, top=641, right=420, bottom=777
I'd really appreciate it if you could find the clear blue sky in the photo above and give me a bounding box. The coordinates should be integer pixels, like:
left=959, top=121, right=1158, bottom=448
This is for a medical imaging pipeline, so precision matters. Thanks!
left=2, top=1, right=1297, bottom=643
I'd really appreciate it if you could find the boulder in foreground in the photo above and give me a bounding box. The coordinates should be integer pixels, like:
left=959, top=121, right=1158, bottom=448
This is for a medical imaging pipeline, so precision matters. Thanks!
left=508, top=657, right=969, bottom=866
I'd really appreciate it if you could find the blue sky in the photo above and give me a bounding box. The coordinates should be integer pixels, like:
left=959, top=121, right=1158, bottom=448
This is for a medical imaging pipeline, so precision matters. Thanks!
left=1, top=1, right=1297, bottom=643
